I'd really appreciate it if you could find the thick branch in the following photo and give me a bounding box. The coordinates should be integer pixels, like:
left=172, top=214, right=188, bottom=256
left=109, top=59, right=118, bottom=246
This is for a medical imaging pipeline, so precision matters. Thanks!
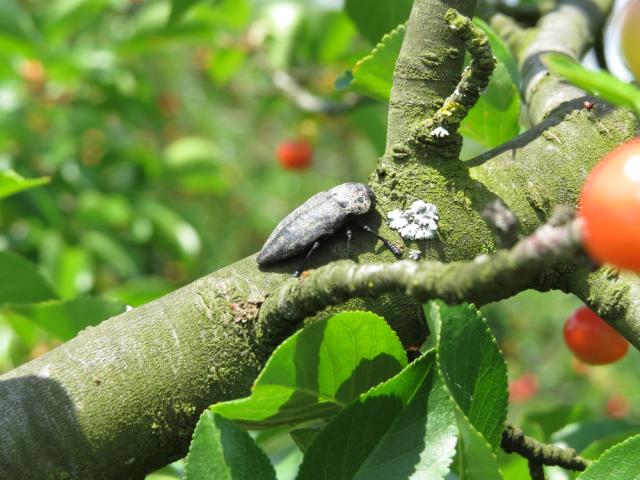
left=492, top=0, right=614, bottom=124
left=254, top=213, right=582, bottom=351
left=384, top=0, right=477, bottom=158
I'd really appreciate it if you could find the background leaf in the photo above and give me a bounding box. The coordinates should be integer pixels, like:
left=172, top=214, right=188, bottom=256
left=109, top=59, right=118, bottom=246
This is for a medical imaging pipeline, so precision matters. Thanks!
left=344, top=0, right=411, bottom=44
left=543, top=53, right=640, bottom=115
left=5, top=296, right=126, bottom=341
left=0, top=170, right=49, bottom=200
left=0, top=252, right=58, bottom=304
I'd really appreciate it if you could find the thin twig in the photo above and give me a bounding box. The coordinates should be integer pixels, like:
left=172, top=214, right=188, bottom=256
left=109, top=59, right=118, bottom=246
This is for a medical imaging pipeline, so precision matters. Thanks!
left=502, top=423, right=591, bottom=472
left=272, top=71, right=367, bottom=115
left=528, top=460, right=546, bottom=480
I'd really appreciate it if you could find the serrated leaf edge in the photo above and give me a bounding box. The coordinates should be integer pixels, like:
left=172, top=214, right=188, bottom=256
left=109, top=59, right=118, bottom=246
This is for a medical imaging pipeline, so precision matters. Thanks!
left=576, top=433, right=640, bottom=479
left=430, top=302, right=509, bottom=451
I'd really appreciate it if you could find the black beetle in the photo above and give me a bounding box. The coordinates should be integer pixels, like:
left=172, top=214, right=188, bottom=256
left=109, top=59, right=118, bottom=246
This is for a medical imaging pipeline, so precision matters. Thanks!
left=257, top=182, right=401, bottom=276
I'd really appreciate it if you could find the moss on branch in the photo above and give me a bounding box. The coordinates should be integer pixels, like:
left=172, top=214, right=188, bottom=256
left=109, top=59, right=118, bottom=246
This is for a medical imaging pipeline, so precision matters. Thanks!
left=416, top=9, right=495, bottom=140
left=254, top=213, right=583, bottom=352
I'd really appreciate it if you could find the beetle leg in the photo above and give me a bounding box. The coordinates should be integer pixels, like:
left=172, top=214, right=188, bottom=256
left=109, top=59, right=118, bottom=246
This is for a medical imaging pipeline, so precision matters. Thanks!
left=293, top=241, right=321, bottom=277
left=360, top=224, right=403, bottom=258
left=345, top=228, right=353, bottom=259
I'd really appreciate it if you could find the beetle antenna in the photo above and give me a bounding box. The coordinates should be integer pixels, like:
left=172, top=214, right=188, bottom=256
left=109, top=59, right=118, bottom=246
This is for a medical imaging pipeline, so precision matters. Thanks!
left=359, top=224, right=402, bottom=258
left=373, top=198, right=389, bottom=217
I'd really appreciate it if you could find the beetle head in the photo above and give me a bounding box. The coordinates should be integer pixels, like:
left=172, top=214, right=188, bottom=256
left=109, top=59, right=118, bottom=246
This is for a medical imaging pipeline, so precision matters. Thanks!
left=328, top=182, right=375, bottom=215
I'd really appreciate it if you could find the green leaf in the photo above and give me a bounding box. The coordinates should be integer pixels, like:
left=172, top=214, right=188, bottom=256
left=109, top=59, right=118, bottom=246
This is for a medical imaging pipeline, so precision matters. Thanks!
left=138, top=199, right=201, bottom=258
left=0, top=251, right=57, bottom=304
left=7, top=296, right=126, bottom=341
left=212, top=311, right=407, bottom=428
left=289, top=428, right=319, bottom=453
left=552, top=419, right=640, bottom=453
left=579, top=430, right=640, bottom=463
left=543, top=53, right=640, bottom=116
left=184, top=411, right=276, bottom=480
left=0, top=170, right=49, bottom=200
left=459, top=61, right=520, bottom=148
left=169, top=0, right=204, bottom=25
left=522, top=404, right=590, bottom=442
left=577, top=434, right=640, bottom=480
left=427, top=302, right=508, bottom=450
left=107, top=277, right=174, bottom=307
left=427, top=302, right=505, bottom=479
left=296, top=351, right=458, bottom=480
left=453, top=410, right=503, bottom=480
left=343, top=24, right=405, bottom=102
left=344, top=0, right=411, bottom=44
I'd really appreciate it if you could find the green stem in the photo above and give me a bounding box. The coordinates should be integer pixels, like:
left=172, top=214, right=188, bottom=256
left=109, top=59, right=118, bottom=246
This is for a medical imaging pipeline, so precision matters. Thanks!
left=502, top=423, right=590, bottom=471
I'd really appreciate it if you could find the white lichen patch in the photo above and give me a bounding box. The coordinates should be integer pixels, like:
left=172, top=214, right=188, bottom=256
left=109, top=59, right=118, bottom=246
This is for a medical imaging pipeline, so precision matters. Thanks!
left=431, top=126, right=449, bottom=138
left=408, top=249, right=422, bottom=260
left=388, top=200, right=439, bottom=241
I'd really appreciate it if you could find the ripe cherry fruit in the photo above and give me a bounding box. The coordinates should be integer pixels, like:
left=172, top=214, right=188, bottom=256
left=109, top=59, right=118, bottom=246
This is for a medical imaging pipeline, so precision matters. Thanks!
left=579, top=137, right=640, bottom=271
left=563, top=306, right=628, bottom=365
left=276, top=139, right=313, bottom=170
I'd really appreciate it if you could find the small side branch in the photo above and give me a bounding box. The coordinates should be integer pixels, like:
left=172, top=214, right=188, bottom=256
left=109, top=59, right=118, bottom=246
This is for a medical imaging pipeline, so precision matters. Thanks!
left=528, top=460, right=546, bottom=480
left=416, top=9, right=495, bottom=144
left=272, top=71, right=366, bottom=115
left=502, top=423, right=591, bottom=472
left=254, top=209, right=583, bottom=356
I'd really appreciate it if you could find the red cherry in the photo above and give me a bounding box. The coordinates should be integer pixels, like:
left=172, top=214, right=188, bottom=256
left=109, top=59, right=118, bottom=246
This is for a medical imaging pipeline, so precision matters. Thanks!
left=579, top=137, right=640, bottom=271
left=605, top=394, right=630, bottom=418
left=563, top=306, right=629, bottom=365
left=508, top=373, right=538, bottom=403
left=276, top=139, right=313, bottom=170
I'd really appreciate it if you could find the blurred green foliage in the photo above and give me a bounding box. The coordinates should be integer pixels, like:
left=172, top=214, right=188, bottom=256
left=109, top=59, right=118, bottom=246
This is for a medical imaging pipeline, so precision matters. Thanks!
left=0, top=0, right=638, bottom=478
left=0, top=0, right=383, bottom=372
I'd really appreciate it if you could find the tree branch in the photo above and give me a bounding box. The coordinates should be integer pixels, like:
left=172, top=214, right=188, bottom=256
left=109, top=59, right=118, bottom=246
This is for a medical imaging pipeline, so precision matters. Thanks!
left=502, top=423, right=590, bottom=472
left=272, top=70, right=367, bottom=115
left=254, top=211, right=582, bottom=353
left=492, top=0, right=614, bottom=124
